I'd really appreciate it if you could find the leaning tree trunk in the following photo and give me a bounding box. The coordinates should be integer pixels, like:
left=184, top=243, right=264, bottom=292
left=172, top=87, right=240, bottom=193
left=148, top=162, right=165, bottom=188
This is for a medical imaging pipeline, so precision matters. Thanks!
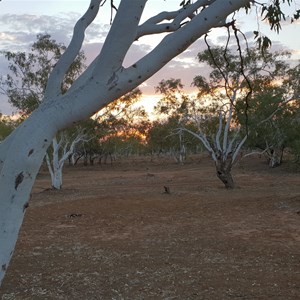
left=0, top=109, right=56, bottom=284
left=215, top=158, right=235, bottom=189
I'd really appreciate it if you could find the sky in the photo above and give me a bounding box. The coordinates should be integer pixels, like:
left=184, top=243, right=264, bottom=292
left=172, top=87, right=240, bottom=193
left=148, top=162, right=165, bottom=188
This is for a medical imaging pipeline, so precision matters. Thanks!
left=0, top=0, right=299, bottom=115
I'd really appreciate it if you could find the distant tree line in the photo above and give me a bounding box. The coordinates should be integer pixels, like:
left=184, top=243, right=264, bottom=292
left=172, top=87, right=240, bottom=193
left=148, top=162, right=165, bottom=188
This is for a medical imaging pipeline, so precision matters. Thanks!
left=1, top=35, right=299, bottom=189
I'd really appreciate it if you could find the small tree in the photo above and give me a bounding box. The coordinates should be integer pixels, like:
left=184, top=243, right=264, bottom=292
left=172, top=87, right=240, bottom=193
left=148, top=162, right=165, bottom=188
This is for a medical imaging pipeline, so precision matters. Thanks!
left=181, top=47, right=295, bottom=187
left=235, top=59, right=300, bottom=167
left=154, top=79, right=194, bottom=163
left=181, top=95, right=247, bottom=189
left=70, top=118, right=103, bottom=165
left=45, top=128, right=90, bottom=189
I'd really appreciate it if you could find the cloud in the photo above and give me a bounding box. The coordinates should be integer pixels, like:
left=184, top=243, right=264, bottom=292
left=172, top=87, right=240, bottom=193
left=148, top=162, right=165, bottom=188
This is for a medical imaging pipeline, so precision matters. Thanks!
left=290, top=49, right=300, bottom=58
left=0, top=13, right=75, bottom=51
left=82, top=42, right=103, bottom=64
left=124, top=43, right=152, bottom=67
left=1, top=13, right=68, bottom=34
left=216, top=30, right=255, bottom=45
left=85, top=23, right=110, bottom=43
left=0, top=12, right=109, bottom=49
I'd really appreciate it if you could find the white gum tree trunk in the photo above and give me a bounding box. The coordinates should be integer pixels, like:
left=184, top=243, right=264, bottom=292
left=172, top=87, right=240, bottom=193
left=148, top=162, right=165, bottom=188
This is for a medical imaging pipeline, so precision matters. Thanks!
left=181, top=99, right=248, bottom=189
left=46, top=137, right=64, bottom=190
left=51, top=165, right=63, bottom=190
left=0, top=0, right=252, bottom=285
left=45, top=131, right=89, bottom=189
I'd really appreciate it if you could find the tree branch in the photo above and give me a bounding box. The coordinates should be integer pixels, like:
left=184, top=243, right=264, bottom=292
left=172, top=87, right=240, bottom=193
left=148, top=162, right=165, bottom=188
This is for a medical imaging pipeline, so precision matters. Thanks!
left=215, top=111, right=223, bottom=152
left=232, top=134, right=247, bottom=163
left=180, top=127, right=217, bottom=161
left=44, top=0, right=102, bottom=100
left=256, top=97, right=295, bottom=126
left=136, top=0, right=212, bottom=39
left=222, top=99, right=235, bottom=154
left=45, top=153, right=54, bottom=179
left=40, top=0, right=253, bottom=135
left=93, top=0, right=147, bottom=78
left=122, top=0, right=252, bottom=94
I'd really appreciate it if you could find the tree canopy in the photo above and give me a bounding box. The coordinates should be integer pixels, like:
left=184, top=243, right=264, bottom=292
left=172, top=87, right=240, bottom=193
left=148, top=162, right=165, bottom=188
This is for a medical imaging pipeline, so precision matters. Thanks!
left=0, top=34, right=86, bottom=116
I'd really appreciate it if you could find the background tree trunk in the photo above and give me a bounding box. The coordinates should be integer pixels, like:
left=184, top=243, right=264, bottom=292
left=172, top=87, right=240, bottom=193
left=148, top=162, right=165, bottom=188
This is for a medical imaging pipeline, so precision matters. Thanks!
left=215, top=159, right=235, bottom=189
left=268, top=147, right=284, bottom=168
left=52, top=167, right=63, bottom=189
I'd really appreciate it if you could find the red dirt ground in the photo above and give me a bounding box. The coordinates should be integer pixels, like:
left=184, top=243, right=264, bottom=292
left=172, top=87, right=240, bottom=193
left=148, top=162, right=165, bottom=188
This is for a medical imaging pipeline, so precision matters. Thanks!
left=0, top=155, right=300, bottom=299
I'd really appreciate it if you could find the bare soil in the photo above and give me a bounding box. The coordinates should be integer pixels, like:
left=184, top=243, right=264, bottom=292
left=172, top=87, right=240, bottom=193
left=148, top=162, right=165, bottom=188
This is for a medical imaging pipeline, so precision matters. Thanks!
left=1, top=155, right=300, bottom=300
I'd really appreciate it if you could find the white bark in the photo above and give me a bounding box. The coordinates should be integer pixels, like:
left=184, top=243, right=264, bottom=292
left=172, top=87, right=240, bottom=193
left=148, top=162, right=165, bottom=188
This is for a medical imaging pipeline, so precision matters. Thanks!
left=45, top=137, right=66, bottom=190
left=45, top=152, right=63, bottom=190
left=181, top=100, right=248, bottom=172
left=0, top=108, right=55, bottom=284
left=46, top=130, right=89, bottom=189
left=0, top=0, right=252, bottom=285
